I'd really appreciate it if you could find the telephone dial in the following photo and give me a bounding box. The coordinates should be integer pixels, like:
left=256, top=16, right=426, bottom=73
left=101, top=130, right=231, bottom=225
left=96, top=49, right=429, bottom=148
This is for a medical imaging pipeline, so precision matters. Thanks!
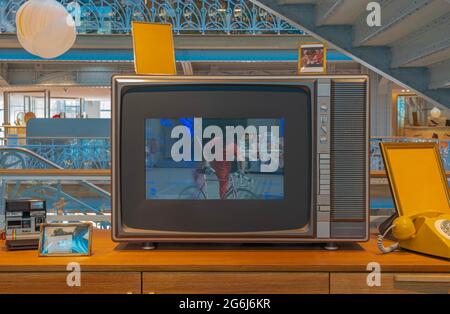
left=377, top=142, right=450, bottom=259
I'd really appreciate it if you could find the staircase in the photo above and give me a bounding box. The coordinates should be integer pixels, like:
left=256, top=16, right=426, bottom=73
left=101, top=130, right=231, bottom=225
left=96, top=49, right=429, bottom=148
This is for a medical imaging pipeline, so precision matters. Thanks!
left=251, top=0, right=450, bottom=107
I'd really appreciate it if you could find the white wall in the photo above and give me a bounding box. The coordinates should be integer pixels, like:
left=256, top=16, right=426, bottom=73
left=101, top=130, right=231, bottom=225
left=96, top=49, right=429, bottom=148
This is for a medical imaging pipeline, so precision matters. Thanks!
left=83, top=100, right=101, bottom=118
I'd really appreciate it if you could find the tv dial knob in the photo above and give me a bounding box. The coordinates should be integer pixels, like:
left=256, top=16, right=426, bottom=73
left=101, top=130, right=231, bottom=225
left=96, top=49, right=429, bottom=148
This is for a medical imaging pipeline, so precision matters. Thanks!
left=321, top=126, right=328, bottom=134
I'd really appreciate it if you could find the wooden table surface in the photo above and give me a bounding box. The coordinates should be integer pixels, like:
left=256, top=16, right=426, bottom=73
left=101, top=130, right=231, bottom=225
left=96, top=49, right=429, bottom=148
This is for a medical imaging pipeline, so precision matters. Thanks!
left=0, top=230, right=448, bottom=272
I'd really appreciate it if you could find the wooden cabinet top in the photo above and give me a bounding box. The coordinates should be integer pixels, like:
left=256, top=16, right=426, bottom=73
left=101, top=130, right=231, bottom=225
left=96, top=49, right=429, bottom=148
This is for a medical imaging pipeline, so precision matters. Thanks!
left=0, top=230, right=448, bottom=272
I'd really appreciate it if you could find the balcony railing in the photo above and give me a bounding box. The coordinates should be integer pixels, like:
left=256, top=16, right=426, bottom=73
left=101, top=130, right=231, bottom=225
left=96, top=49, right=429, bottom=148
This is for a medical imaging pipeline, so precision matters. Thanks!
left=0, top=0, right=305, bottom=35
left=370, top=137, right=450, bottom=171
left=3, top=136, right=450, bottom=171
left=1, top=137, right=110, bottom=169
left=1, top=136, right=449, bottom=231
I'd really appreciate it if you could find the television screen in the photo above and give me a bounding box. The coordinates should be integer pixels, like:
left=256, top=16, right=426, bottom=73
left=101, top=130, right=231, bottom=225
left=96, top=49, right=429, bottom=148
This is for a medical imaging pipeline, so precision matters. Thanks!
left=117, top=83, right=312, bottom=233
left=145, top=118, right=284, bottom=200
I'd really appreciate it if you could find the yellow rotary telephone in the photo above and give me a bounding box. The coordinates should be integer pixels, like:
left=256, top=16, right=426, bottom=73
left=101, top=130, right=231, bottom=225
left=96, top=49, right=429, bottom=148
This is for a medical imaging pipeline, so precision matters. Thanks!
left=377, top=143, right=450, bottom=259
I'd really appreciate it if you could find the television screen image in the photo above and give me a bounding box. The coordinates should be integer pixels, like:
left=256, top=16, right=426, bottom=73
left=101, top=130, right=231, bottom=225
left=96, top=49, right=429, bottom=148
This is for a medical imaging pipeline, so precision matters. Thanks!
left=145, top=118, right=284, bottom=200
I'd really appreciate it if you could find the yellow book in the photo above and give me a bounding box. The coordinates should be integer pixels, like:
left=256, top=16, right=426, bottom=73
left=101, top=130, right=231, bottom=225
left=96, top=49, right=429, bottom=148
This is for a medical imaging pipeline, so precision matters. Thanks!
left=131, top=22, right=176, bottom=75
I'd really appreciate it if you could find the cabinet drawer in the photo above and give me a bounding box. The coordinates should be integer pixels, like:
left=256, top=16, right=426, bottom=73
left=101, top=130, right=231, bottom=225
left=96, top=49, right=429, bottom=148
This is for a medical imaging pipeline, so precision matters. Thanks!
left=0, top=272, right=141, bottom=294
left=331, top=273, right=450, bottom=294
left=143, top=272, right=329, bottom=294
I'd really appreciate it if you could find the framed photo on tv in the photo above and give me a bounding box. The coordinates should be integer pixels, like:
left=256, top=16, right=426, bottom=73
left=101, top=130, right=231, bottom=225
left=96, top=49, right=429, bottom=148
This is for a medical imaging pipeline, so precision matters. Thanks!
left=298, top=43, right=327, bottom=74
left=38, top=223, right=93, bottom=257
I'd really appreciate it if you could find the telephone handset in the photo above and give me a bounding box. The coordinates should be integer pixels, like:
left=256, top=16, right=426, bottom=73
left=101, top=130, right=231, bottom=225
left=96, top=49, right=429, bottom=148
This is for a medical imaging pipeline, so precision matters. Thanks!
left=378, top=212, right=450, bottom=258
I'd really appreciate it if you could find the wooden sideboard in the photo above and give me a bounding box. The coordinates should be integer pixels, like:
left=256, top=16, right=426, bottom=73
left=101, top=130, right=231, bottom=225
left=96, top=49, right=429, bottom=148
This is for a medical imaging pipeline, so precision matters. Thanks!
left=0, top=230, right=448, bottom=294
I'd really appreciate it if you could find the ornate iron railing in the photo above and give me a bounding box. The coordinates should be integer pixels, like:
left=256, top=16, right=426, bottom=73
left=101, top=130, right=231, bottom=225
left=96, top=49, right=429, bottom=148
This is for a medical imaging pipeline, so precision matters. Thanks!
left=0, top=0, right=305, bottom=35
left=1, top=137, right=110, bottom=169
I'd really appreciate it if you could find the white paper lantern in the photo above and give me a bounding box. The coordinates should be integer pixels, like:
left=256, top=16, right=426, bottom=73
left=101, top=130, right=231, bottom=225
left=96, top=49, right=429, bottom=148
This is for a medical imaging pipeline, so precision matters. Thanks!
left=16, top=0, right=76, bottom=59
left=430, top=107, right=441, bottom=119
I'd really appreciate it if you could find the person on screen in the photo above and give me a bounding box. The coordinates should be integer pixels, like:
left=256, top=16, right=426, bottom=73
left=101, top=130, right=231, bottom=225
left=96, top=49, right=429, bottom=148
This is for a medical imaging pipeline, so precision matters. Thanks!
left=194, top=119, right=247, bottom=199
left=211, top=138, right=242, bottom=199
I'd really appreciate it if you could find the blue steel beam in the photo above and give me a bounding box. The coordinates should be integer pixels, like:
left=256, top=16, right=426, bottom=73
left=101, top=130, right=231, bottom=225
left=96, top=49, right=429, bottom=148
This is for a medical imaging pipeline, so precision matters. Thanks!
left=0, top=48, right=351, bottom=63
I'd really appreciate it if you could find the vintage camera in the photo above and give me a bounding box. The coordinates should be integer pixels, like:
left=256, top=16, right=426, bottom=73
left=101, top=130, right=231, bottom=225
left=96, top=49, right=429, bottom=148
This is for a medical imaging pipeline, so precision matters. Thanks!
left=5, top=199, right=46, bottom=250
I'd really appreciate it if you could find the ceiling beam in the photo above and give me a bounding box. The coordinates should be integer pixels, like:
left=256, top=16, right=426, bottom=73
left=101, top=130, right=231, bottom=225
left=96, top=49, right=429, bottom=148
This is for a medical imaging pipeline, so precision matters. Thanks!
left=4, top=63, right=131, bottom=86
left=0, top=34, right=314, bottom=51
left=315, top=0, right=344, bottom=26
left=353, top=0, right=444, bottom=46
left=315, top=0, right=372, bottom=26
left=391, top=12, right=450, bottom=67
left=429, top=59, right=450, bottom=90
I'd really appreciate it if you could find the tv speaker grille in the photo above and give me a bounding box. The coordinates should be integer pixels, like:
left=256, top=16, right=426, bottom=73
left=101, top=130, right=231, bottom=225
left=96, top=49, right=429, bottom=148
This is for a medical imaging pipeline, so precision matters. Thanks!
left=331, top=81, right=367, bottom=221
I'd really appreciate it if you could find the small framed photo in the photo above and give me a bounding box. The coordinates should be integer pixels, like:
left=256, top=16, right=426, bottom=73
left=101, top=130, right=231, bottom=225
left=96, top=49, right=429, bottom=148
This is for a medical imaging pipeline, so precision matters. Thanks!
left=38, top=223, right=93, bottom=257
left=298, top=43, right=327, bottom=74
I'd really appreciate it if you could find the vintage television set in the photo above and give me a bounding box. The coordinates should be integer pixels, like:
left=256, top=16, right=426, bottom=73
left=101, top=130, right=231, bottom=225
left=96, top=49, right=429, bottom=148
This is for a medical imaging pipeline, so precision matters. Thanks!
left=112, top=76, right=369, bottom=247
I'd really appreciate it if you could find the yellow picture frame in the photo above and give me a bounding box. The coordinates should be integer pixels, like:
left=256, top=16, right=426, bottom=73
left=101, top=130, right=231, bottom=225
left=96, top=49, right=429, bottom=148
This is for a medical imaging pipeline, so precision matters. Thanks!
left=131, top=21, right=176, bottom=75
left=298, top=43, right=327, bottom=75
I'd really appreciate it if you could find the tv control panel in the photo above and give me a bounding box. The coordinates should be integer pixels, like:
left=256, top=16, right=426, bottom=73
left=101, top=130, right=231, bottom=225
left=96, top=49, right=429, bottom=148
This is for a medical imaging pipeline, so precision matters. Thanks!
left=316, top=79, right=331, bottom=239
